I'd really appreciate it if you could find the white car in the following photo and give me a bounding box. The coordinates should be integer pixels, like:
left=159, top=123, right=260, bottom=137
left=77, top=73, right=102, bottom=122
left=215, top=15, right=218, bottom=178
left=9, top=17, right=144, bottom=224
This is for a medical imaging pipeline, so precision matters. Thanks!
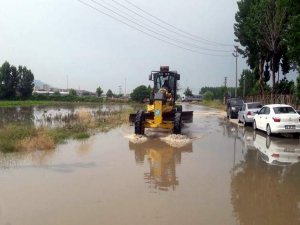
left=238, top=102, right=263, bottom=126
left=253, top=104, right=300, bottom=136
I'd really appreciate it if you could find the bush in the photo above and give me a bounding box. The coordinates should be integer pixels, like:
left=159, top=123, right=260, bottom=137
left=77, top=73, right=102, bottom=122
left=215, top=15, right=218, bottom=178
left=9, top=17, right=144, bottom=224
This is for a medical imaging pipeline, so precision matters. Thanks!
left=203, top=91, right=214, bottom=101
left=130, top=85, right=151, bottom=102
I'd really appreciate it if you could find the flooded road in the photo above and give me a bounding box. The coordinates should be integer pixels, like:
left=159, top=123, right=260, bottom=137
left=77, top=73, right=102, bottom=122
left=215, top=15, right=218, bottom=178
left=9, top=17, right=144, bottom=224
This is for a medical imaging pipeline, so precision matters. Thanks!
left=0, top=103, right=300, bottom=225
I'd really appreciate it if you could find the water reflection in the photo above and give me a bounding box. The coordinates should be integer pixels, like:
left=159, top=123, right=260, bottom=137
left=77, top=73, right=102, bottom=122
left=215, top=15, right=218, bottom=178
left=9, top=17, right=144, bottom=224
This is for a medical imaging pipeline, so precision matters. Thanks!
left=221, top=121, right=300, bottom=224
left=231, top=149, right=300, bottom=225
left=221, top=120, right=300, bottom=166
left=0, top=150, right=55, bottom=169
left=0, top=104, right=129, bottom=128
left=0, top=107, right=34, bottom=126
left=129, top=140, right=192, bottom=191
left=253, top=132, right=300, bottom=166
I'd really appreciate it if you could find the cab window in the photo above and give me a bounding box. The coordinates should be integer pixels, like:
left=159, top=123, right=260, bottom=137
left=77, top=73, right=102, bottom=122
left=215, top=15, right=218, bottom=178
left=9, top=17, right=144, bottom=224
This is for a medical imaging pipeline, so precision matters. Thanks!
left=259, top=107, right=266, bottom=114
left=242, top=104, right=246, bottom=111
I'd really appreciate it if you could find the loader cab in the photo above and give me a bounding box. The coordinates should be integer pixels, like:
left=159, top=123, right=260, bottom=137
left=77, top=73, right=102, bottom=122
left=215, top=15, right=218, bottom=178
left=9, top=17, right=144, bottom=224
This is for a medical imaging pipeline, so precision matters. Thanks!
left=149, top=66, right=180, bottom=101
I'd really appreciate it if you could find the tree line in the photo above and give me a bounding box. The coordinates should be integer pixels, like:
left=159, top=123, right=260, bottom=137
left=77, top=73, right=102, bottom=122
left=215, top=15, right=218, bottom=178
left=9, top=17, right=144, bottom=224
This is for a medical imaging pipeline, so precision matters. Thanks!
left=0, top=61, right=34, bottom=99
left=234, top=0, right=300, bottom=94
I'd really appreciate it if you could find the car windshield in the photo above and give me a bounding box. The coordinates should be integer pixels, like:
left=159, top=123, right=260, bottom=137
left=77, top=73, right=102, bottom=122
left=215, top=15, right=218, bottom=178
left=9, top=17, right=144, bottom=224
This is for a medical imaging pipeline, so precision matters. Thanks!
left=248, top=103, right=263, bottom=109
left=273, top=107, right=296, bottom=114
left=230, top=99, right=243, bottom=105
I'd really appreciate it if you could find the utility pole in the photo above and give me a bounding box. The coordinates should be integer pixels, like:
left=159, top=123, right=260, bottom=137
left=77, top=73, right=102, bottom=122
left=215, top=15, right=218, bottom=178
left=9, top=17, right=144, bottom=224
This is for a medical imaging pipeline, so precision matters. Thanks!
left=125, top=78, right=127, bottom=97
left=224, top=76, right=228, bottom=104
left=118, top=85, right=122, bottom=96
left=232, top=46, right=239, bottom=97
left=243, top=74, right=246, bottom=98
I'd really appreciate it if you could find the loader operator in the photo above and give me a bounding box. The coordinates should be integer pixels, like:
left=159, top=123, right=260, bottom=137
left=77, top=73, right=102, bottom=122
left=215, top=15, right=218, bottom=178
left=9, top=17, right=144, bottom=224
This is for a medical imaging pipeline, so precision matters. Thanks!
left=160, top=79, right=172, bottom=101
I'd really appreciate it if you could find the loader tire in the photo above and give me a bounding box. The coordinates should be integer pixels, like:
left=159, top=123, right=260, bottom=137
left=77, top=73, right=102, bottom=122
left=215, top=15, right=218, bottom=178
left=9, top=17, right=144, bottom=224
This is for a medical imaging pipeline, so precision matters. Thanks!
left=135, top=110, right=145, bottom=135
left=176, top=105, right=182, bottom=112
left=173, top=112, right=182, bottom=134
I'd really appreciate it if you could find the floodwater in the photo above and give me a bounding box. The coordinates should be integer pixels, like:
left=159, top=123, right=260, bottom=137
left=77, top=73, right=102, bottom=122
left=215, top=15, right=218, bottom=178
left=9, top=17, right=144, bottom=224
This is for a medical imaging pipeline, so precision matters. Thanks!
left=0, top=103, right=300, bottom=225
left=0, top=104, right=131, bottom=128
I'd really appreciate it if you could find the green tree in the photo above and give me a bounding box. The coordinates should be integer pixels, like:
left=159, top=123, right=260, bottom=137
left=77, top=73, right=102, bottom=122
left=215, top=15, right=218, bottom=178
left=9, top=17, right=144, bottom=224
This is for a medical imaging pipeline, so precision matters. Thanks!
left=53, top=91, right=61, bottom=97
left=273, top=77, right=294, bottom=94
left=184, top=87, right=193, bottom=97
left=239, top=69, right=257, bottom=96
left=106, top=89, right=113, bottom=98
left=17, top=66, right=34, bottom=98
left=69, top=89, right=77, bottom=96
left=200, top=86, right=228, bottom=100
left=9, top=66, right=19, bottom=98
left=234, top=0, right=297, bottom=93
left=96, top=86, right=103, bottom=97
left=203, top=91, right=214, bottom=101
left=296, top=75, right=300, bottom=104
left=281, top=0, right=300, bottom=70
left=130, top=85, right=151, bottom=102
left=262, top=0, right=289, bottom=88
left=0, top=61, right=12, bottom=98
left=234, top=0, right=263, bottom=89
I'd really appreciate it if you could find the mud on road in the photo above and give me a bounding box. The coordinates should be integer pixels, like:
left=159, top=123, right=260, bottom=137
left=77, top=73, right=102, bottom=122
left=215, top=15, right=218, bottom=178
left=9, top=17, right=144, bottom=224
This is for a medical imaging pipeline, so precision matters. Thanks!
left=0, top=103, right=299, bottom=225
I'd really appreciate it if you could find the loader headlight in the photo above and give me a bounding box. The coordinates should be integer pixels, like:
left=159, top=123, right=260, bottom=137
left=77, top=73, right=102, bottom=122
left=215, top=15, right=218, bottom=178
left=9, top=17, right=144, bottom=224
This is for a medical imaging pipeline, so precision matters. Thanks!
left=231, top=107, right=236, bottom=111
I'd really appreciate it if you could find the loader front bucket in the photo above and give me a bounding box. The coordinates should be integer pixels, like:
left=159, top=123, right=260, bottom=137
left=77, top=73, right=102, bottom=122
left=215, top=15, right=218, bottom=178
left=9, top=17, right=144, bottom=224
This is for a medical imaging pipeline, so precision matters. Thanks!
left=129, top=111, right=193, bottom=123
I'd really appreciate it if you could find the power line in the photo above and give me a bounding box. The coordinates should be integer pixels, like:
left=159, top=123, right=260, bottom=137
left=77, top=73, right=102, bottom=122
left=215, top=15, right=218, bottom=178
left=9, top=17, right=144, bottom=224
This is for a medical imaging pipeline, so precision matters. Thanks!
left=90, top=0, right=231, bottom=53
left=121, top=0, right=233, bottom=47
left=77, top=0, right=230, bottom=56
left=105, top=0, right=232, bottom=49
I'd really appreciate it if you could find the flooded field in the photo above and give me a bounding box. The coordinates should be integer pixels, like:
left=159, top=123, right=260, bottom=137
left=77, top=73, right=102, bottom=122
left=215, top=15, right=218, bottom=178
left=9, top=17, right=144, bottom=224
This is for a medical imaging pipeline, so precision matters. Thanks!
left=0, top=104, right=132, bottom=128
left=0, top=103, right=300, bottom=225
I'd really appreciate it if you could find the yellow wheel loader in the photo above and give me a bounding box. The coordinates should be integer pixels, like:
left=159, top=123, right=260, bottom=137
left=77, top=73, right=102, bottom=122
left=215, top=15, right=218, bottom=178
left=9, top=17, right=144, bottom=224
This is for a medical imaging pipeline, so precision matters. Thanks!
left=129, top=66, right=193, bottom=135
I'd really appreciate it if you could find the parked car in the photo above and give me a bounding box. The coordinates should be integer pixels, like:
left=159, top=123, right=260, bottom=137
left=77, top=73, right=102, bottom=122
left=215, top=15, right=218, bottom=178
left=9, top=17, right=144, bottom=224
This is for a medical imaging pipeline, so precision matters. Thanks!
left=238, top=102, right=263, bottom=126
left=226, top=98, right=244, bottom=119
left=297, top=110, right=300, bottom=115
left=253, top=104, right=300, bottom=136
left=253, top=131, right=300, bottom=166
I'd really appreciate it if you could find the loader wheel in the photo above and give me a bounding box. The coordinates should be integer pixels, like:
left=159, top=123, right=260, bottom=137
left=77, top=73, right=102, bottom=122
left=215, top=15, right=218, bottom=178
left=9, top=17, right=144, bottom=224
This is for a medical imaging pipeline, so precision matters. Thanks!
left=176, top=105, right=182, bottom=112
left=135, top=110, right=145, bottom=135
left=173, top=112, right=182, bottom=134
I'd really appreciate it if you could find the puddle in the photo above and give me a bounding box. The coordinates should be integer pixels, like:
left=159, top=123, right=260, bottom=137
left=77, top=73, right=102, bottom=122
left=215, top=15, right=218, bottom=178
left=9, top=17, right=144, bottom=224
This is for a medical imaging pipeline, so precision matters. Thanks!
left=0, top=103, right=299, bottom=225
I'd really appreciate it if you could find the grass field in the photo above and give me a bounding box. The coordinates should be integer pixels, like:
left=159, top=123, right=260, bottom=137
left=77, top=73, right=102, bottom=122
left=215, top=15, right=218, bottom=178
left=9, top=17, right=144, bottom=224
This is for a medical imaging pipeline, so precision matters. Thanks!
left=0, top=100, right=53, bottom=107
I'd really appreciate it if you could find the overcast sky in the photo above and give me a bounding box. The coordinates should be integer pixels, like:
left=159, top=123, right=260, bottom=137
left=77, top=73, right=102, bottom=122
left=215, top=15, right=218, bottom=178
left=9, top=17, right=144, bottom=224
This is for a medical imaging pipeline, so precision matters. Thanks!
left=0, top=0, right=246, bottom=94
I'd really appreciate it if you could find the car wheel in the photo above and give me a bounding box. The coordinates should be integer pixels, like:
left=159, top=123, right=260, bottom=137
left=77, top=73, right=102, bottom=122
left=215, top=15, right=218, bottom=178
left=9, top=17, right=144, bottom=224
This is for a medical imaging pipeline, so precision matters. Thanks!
left=266, top=136, right=271, bottom=148
left=253, top=120, right=257, bottom=130
left=243, top=117, right=247, bottom=126
left=253, top=130, right=256, bottom=141
left=266, top=124, right=272, bottom=136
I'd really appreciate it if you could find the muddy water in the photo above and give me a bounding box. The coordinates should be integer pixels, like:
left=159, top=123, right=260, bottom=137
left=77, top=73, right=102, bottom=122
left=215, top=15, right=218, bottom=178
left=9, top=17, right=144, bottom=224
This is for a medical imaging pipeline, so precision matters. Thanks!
left=0, top=104, right=300, bottom=225
left=0, top=104, right=131, bottom=127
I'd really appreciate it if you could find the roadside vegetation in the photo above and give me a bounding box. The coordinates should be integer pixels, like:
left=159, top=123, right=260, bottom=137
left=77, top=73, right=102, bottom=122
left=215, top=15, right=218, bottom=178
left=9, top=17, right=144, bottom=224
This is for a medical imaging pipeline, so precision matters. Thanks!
left=187, top=0, right=300, bottom=108
left=199, top=100, right=225, bottom=111
left=0, top=108, right=132, bottom=153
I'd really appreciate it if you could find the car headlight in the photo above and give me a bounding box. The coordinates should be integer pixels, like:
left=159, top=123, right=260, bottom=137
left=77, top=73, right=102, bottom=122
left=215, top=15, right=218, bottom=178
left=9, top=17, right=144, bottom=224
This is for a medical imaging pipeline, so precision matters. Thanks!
left=231, top=107, right=236, bottom=110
